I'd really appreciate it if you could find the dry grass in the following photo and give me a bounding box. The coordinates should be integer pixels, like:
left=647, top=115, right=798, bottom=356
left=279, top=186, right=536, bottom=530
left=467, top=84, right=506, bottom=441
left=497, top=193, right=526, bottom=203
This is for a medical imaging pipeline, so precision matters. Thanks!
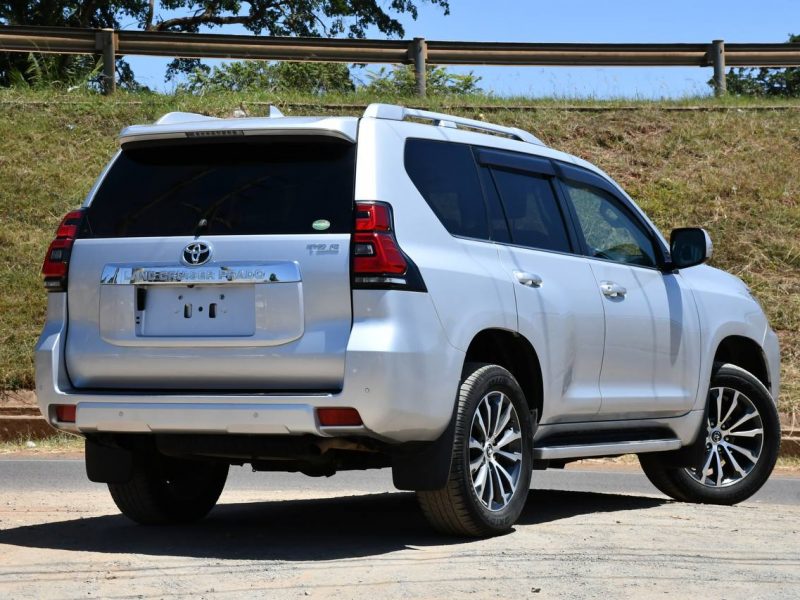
left=1, top=89, right=798, bottom=417
left=0, top=431, right=84, bottom=454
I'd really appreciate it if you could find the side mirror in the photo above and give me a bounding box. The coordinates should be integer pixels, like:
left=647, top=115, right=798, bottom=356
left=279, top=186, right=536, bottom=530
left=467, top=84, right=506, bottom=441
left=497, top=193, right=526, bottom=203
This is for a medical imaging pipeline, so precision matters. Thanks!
left=669, top=228, right=713, bottom=270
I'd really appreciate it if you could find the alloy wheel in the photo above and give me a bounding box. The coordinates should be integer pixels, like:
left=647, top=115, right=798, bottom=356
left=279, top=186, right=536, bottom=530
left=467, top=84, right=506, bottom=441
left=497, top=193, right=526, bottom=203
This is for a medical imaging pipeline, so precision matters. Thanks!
left=469, top=391, right=524, bottom=511
left=686, top=386, right=765, bottom=488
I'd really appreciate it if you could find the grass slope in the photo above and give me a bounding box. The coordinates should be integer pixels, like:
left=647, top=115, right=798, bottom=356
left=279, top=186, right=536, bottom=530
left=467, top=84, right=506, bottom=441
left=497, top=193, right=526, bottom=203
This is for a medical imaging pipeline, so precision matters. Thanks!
left=1, top=89, right=798, bottom=416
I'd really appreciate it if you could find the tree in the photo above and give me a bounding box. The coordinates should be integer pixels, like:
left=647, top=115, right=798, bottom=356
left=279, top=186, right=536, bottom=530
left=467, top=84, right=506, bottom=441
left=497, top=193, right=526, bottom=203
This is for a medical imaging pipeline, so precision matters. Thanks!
left=1, top=1, right=451, bottom=86
left=142, top=1, right=449, bottom=37
left=717, top=34, right=800, bottom=97
left=181, top=60, right=482, bottom=96
left=0, top=1, right=147, bottom=87
left=181, top=60, right=354, bottom=94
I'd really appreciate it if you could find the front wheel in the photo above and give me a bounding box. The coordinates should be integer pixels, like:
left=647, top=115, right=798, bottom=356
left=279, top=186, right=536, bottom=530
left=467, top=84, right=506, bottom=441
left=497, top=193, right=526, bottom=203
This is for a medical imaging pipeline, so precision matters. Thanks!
left=640, top=363, right=780, bottom=505
left=417, top=363, right=534, bottom=537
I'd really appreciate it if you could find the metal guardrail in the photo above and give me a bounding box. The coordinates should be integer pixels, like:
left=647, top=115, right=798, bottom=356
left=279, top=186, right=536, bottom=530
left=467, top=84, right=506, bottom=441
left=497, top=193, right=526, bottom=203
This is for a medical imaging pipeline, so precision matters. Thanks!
left=1, top=25, right=800, bottom=96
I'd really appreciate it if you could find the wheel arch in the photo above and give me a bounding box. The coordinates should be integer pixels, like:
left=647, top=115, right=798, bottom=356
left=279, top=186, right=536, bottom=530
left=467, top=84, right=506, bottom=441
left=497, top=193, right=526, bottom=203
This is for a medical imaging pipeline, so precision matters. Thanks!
left=713, top=335, right=770, bottom=391
left=463, top=328, right=543, bottom=422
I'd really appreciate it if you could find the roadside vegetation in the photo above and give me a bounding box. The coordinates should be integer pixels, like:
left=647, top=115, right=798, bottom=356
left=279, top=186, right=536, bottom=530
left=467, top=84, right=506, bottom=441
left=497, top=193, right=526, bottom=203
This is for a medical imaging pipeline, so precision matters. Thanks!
left=723, top=34, right=800, bottom=98
left=0, top=431, right=84, bottom=454
left=0, top=88, right=798, bottom=420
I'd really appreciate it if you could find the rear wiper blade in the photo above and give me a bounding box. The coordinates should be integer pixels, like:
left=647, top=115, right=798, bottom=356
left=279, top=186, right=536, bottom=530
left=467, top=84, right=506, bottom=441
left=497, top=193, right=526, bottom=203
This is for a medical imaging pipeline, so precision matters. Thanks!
left=194, top=218, right=208, bottom=238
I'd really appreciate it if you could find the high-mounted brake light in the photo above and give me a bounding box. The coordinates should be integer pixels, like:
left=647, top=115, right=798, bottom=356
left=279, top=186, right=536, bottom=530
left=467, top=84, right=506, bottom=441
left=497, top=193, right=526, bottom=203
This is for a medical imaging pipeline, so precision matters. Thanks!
left=352, top=202, right=426, bottom=291
left=42, top=209, right=85, bottom=293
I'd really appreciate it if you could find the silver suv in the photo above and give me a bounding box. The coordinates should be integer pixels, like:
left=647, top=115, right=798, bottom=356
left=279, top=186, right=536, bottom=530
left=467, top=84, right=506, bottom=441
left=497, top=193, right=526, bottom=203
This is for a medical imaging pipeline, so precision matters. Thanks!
left=36, top=104, right=782, bottom=536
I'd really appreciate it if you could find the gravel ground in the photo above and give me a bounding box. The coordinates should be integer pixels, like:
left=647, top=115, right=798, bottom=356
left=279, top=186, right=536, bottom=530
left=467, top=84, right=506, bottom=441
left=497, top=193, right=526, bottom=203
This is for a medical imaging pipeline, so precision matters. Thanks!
left=1, top=473, right=799, bottom=600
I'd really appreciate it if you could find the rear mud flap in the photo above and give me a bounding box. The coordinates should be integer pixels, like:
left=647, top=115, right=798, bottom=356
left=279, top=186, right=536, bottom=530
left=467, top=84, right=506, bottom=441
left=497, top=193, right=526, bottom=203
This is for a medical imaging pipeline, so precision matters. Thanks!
left=85, top=438, right=134, bottom=484
left=391, top=427, right=456, bottom=491
left=391, top=407, right=538, bottom=491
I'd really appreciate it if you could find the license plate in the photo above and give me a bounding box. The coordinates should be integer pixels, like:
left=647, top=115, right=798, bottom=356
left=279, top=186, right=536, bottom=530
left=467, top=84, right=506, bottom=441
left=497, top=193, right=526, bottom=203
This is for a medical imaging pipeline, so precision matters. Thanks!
left=137, top=285, right=256, bottom=337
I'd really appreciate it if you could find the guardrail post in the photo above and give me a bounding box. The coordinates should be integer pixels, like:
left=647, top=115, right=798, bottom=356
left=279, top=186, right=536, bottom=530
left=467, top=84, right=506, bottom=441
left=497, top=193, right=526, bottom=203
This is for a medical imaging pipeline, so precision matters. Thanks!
left=95, top=28, right=116, bottom=94
left=411, top=37, right=427, bottom=97
left=712, top=39, right=726, bottom=96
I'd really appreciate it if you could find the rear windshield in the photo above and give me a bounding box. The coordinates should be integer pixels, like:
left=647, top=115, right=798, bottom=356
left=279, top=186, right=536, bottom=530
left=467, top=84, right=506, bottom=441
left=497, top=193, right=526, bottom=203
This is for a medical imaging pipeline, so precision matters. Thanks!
left=83, top=137, right=355, bottom=237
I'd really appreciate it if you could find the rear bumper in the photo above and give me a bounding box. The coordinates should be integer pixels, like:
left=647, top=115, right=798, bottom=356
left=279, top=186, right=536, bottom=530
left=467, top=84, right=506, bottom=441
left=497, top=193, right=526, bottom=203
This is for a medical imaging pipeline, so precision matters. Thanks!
left=36, top=291, right=464, bottom=444
left=76, top=401, right=325, bottom=435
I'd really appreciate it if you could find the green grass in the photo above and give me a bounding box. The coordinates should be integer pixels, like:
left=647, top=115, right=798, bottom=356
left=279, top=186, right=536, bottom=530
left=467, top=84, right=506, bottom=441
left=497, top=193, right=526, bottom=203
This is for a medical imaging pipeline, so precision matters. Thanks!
left=1, top=88, right=799, bottom=417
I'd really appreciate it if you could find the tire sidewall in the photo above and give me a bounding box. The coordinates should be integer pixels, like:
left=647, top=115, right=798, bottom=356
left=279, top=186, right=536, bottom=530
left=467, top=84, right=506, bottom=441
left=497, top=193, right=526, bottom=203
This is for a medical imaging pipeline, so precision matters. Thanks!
left=674, top=364, right=781, bottom=504
left=455, top=365, right=534, bottom=532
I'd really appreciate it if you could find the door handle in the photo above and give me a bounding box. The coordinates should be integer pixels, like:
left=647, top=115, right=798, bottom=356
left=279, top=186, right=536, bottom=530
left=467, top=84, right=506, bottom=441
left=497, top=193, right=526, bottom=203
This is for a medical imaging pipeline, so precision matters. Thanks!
left=514, top=271, right=543, bottom=288
left=600, top=281, right=627, bottom=298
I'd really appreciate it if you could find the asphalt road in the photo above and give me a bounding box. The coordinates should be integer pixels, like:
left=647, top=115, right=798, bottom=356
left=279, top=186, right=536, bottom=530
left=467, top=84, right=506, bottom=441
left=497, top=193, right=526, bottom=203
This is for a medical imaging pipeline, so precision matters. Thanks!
left=1, top=459, right=798, bottom=505
left=1, top=459, right=799, bottom=599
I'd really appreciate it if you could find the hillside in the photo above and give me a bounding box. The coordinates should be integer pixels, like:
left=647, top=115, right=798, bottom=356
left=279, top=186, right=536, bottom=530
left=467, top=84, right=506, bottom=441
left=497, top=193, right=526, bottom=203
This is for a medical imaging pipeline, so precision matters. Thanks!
left=1, top=89, right=798, bottom=417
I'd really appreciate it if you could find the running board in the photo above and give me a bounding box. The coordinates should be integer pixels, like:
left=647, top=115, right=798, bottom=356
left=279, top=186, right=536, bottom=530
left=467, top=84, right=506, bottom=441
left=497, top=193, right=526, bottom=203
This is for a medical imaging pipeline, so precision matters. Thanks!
left=534, top=438, right=682, bottom=460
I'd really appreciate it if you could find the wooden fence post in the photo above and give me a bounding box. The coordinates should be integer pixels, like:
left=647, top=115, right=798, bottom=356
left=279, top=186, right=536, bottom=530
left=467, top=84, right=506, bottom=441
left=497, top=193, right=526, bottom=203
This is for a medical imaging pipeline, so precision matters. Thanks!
left=411, top=37, right=427, bottom=97
left=95, top=28, right=116, bottom=94
left=712, top=39, right=726, bottom=96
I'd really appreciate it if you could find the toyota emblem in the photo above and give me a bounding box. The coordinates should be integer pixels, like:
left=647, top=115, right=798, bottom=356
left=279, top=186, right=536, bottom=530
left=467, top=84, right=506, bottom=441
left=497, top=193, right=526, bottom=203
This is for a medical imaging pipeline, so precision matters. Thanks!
left=182, top=241, right=212, bottom=266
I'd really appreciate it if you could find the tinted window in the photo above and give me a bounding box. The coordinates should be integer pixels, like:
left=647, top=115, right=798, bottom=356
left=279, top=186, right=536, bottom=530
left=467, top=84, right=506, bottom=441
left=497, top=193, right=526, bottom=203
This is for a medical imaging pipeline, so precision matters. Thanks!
left=85, top=138, right=355, bottom=237
left=405, top=139, right=489, bottom=240
left=562, top=182, right=658, bottom=267
left=490, top=169, right=571, bottom=253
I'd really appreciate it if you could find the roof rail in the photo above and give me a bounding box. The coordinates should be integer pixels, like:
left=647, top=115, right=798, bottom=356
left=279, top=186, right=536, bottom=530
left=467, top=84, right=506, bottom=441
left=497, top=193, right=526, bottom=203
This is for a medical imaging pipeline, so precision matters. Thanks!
left=363, top=103, right=544, bottom=146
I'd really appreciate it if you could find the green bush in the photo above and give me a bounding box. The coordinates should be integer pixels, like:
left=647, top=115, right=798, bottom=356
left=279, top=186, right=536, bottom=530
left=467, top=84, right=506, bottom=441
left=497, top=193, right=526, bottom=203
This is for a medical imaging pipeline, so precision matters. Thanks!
left=182, top=61, right=355, bottom=94
left=364, top=65, right=482, bottom=96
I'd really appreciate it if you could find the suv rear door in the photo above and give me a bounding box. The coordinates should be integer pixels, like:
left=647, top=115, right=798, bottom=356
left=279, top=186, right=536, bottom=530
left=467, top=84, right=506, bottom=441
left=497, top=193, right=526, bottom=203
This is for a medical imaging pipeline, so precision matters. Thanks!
left=65, top=133, right=355, bottom=391
left=477, top=149, right=605, bottom=422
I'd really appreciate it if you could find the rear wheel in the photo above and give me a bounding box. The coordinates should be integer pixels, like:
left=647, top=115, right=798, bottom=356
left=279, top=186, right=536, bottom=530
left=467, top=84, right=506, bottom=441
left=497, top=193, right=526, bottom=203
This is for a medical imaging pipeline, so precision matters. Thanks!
left=640, top=363, right=780, bottom=505
left=109, top=454, right=229, bottom=525
left=417, top=363, right=533, bottom=537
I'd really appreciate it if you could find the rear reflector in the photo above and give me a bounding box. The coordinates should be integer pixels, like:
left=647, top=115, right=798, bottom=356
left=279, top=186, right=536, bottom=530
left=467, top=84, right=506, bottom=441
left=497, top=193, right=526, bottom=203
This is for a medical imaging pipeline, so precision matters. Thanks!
left=55, top=404, right=77, bottom=423
left=317, top=407, right=363, bottom=427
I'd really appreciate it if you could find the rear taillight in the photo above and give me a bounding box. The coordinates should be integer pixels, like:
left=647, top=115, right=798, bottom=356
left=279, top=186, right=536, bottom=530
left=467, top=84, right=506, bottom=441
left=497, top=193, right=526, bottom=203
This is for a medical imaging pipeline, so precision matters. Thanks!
left=352, top=202, right=426, bottom=291
left=42, top=209, right=85, bottom=292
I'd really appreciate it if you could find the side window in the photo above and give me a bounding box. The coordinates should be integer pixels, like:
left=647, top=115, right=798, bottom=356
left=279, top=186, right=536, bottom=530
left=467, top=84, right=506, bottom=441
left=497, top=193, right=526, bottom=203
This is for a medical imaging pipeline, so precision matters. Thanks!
left=490, top=168, right=571, bottom=253
left=562, top=182, right=658, bottom=267
left=404, top=139, right=489, bottom=240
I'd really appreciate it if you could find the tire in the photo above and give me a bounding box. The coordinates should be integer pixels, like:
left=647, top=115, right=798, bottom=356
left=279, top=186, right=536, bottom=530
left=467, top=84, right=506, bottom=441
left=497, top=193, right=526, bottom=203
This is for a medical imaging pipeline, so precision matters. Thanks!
left=417, top=363, right=534, bottom=537
left=108, top=454, right=229, bottom=525
left=640, top=363, right=781, bottom=505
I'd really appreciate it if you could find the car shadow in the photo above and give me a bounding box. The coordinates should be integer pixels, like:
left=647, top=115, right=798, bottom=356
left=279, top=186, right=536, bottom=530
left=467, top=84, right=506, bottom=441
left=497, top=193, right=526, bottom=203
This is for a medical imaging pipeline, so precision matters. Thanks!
left=0, top=489, right=667, bottom=561
left=521, top=488, right=665, bottom=526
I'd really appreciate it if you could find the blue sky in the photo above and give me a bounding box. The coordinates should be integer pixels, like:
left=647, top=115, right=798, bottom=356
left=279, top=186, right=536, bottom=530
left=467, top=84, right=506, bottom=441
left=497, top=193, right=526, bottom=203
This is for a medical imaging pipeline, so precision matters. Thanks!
left=123, top=0, right=800, bottom=98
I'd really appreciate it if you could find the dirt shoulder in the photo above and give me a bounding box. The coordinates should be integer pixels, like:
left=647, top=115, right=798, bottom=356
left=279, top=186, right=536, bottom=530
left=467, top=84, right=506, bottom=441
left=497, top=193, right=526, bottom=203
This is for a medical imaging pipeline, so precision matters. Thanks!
left=1, top=485, right=798, bottom=599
